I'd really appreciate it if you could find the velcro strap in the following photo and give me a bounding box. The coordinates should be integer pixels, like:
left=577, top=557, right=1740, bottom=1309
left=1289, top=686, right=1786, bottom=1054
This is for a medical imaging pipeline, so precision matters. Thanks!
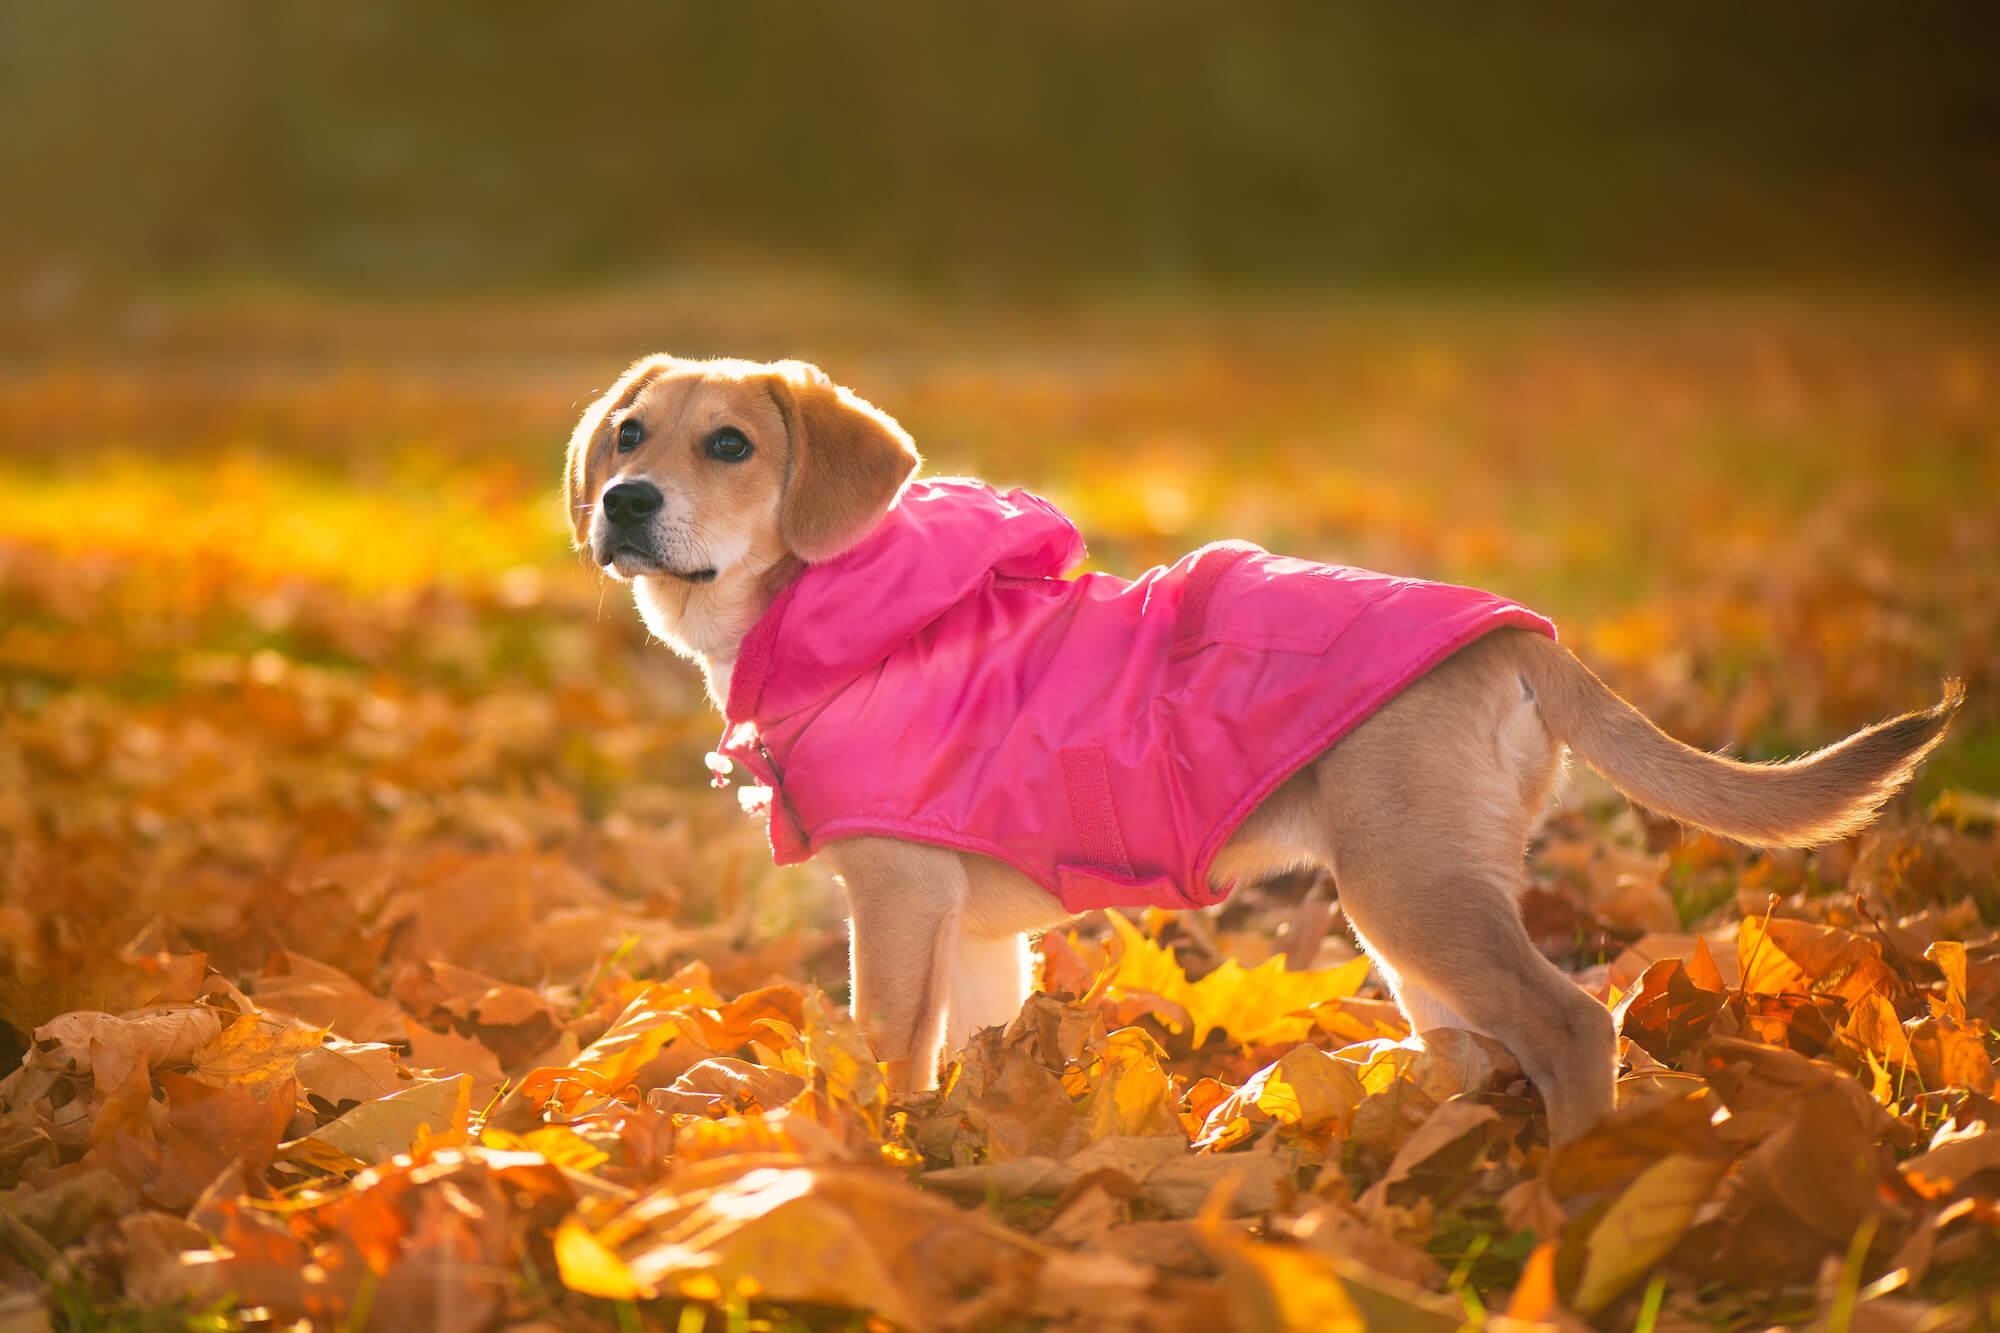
left=1169, top=541, right=1259, bottom=659
left=1059, top=745, right=1134, bottom=877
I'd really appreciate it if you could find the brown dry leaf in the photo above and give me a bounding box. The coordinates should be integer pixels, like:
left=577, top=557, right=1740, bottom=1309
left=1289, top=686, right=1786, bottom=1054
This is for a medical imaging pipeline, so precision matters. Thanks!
left=118, top=1210, right=211, bottom=1307
left=925, top=996, right=1096, bottom=1166
left=1900, top=1129, right=2000, bottom=1201
left=1036, top=1174, right=1133, bottom=1248
left=1303, top=995, right=1410, bottom=1045
left=515, top=982, right=695, bottom=1116
left=394, top=958, right=553, bottom=1028
left=1545, top=836, right=1677, bottom=933
left=296, top=1072, right=470, bottom=1166
left=391, top=959, right=563, bottom=1068
left=105, top=1071, right=297, bottom=1213
left=927, top=1136, right=1282, bottom=1219
left=0, top=1166, right=136, bottom=1248
left=1609, top=931, right=1739, bottom=993
left=1355, top=1099, right=1499, bottom=1217
left=771, top=995, right=891, bottom=1141
left=1076, top=1027, right=1187, bottom=1143
left=922, top=1154, right=1081, bottom=1202
left=1609, top=933, right=1691, bottom=991
left=401, top=1015, right=509, bottom=1113
left=1927, top=940, right=1971, bottom=1020
left=30, top=1005, right=224, bottom=1090
left=1618, top=957, right=1729, bottom=1064
left=1568, top=1151, right=1732, bottom=1314
left=1841, top=991, right=1919, bottom=1082
left=373, top=850, right=689, bottom=983
left=1685, top=1038, right=1908, bottom=1282
left=1851, top=826, right=2000, bottom=919
left=188, top=1011, right=328, bottom=1101
left=1250, top=1042, right=1373, bottom=1134
left=1210, top=1237, right=1368, bottom=1332
left=1027, top=1248, right=1169, bottom=1326
left=175, top=1199, right=319, bottom=1315
left=1738, top=915, right=1903, bottom=1011
left=668, top=1106, right=853, bottom=1164
left=294, top=1037, right=408, bottom=1109
left=1699, top=1036, right=1914, bottom=1151
left=557, top=1161, right=1044, bottom=1327
left=647, top=1057, right=806, bottom=1117
left=1904, top=1014, right=1996, bottom=1095
left=1545, top=1088, right=1726, bottom=1199
left=1212, top=1232, right=1472, bottom=1333
left=1288, top=1202, right=1444, bottom=1287
left=250, top=951, right=407, bottom=1044
left=688, top=983, right=808, bottom=1053
left=1398, top=1028, right=1524, bottom=1103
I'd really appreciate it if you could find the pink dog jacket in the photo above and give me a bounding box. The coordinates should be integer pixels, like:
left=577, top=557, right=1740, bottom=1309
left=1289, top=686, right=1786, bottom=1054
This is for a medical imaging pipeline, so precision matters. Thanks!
left=717, top=479, right=1554, bottom=913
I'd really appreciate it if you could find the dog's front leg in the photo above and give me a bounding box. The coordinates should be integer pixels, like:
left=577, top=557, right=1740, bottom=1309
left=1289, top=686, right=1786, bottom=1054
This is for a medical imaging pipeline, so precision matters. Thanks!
left=825, top=837, right=970, bottom=1090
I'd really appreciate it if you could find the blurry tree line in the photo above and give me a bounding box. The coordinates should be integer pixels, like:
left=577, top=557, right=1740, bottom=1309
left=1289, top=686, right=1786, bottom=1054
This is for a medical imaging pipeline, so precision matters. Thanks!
left=1, top=0, right=1996, bottom=294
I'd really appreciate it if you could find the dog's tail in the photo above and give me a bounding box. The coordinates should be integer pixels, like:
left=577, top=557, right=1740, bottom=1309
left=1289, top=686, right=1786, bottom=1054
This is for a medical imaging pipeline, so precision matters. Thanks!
left=1505, top=631, right=1963, bottom=847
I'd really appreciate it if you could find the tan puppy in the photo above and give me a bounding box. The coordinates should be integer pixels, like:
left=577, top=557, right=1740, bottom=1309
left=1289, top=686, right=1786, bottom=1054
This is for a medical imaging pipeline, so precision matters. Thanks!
left=566, top=353, right=1960, bottom=1144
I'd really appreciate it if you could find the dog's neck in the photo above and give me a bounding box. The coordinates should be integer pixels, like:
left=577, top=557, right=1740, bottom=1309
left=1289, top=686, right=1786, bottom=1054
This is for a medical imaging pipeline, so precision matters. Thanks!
left=631, top=554, right=801, bottom=713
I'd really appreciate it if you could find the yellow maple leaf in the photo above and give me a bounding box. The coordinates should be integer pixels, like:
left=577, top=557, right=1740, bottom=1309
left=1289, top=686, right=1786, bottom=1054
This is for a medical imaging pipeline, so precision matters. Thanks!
left=1096, top=910, right=1371, bottom=1046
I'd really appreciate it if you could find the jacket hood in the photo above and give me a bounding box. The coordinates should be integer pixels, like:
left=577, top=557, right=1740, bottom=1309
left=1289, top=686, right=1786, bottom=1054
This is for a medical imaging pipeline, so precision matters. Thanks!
left=724, top=478, right=1086, bottom=725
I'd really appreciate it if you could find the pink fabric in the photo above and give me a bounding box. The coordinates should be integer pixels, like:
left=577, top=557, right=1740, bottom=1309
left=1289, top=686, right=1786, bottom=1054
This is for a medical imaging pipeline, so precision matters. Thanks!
left=718, top=479, right=1555, bottom=912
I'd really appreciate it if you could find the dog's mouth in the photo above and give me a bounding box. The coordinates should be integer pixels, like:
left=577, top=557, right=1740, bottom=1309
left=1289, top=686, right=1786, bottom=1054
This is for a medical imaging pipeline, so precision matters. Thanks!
left=596, top=537, right=716, bottom=584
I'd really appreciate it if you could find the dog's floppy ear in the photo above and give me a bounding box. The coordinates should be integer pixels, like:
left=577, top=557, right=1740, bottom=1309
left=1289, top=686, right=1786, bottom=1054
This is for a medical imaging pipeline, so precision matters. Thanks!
left=765, top=361, right=921, bottom=563
left=564, top=356, right=670, bottom=547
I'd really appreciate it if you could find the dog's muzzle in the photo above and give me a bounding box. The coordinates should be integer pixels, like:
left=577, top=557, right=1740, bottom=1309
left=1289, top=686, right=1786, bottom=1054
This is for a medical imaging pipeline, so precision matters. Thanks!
left=593, top=481, right=716, bottom=581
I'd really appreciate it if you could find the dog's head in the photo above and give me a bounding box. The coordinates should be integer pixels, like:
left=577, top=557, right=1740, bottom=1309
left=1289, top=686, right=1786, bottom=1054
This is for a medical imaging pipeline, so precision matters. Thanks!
left=565, top=356, right=921, bottom=582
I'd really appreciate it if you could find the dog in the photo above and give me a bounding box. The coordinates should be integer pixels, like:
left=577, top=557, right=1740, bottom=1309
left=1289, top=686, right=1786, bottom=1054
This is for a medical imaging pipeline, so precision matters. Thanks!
left=564, top=353, right=1960, bottom=1144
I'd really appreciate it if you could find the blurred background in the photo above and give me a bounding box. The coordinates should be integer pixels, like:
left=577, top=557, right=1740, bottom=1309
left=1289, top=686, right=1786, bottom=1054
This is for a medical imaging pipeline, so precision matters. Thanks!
left=5, top=3, right=1999, bottom=293
left=3, top=3, right=1997, bottom=1028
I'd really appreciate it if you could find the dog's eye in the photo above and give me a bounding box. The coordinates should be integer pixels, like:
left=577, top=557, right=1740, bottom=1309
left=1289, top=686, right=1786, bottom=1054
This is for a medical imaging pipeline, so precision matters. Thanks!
left=706, top=428, right=752, bottom=463
left=616, top=418, right=644, bottom=451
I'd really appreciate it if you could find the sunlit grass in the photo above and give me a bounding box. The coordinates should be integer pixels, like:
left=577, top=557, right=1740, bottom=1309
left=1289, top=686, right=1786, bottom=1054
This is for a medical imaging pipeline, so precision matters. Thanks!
left=0, top=452, right=572, bottom=594
left=2, top=288, right=1994, bottom=772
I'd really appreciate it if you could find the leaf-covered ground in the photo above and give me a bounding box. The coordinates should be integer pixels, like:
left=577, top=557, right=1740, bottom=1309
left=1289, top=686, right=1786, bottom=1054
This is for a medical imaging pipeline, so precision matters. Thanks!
left=3, top=284, right=1998, bottom=1331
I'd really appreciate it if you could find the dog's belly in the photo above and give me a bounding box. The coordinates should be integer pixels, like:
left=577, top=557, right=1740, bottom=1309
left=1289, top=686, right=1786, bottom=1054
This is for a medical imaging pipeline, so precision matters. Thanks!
left=962, top=853, right=1085, bottom=936
left=1207, top=766, right=1328, bottom=891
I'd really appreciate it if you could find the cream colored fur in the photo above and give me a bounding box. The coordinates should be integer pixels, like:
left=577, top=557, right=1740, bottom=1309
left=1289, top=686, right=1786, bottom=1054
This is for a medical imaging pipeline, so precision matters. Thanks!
left=570, top=354, right=1961, bottom=1144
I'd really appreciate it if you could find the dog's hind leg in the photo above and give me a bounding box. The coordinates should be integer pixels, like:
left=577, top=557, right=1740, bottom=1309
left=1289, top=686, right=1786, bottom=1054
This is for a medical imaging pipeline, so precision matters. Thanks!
left=1308, top=634, right=1616, bottom=1143
left=1338, top=869, right=1614, bottom=1141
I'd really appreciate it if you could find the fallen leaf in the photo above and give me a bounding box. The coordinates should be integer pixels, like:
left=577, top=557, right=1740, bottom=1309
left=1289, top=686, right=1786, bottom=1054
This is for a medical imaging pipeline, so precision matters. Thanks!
left=1569, top=1151, right=1732, bottom=1313
left=1097, top=910, right=1371, bottom=1046
left=251, top=952, right=407, bottom=1044
left=189, top=1011, right=328, bottom=1100
left=1738, top=916, right=1902, bottom=1012
left=1900, top=1129, right=2000, bottom=1200
left=1076, top=1027, right=1185, bottom=1143
left=1355, top=1100, right=1499, bottom=1216
left=558, top=1162, right=1043, bottom=1327
left=297, top=1072, right=470, bottom=1166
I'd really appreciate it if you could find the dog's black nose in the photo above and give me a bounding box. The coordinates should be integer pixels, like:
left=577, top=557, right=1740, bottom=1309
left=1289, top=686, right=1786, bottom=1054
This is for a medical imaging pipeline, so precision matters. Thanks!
left=601, top=481, right=663, bottom=526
